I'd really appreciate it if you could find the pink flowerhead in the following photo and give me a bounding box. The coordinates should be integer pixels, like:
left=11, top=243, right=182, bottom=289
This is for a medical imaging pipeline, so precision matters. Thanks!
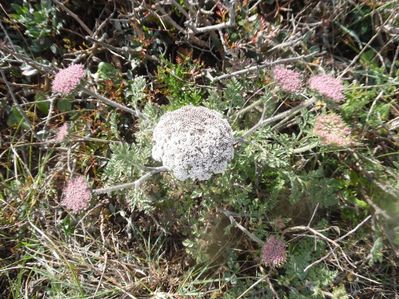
left=313, top=113, right=352, bottom=147
left=52, top=64, right=85, bottom=94
left=61, top=176, right=91, bottom=213
left=262, top=236, right=287, bottom=267
left=54, top=123, right=69, bottom=142
left=272, top=66, right=302, bottom=92
left=309, top=74, right=345, bottom=102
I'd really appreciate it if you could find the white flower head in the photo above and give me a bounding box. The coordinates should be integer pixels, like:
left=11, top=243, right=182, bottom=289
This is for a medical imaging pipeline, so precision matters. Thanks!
left=152, top=106, right=234, bottom=181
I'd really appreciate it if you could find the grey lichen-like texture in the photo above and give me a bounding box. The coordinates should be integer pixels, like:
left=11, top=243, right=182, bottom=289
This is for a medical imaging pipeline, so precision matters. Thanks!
left=152, top=105, right=235, bottom=181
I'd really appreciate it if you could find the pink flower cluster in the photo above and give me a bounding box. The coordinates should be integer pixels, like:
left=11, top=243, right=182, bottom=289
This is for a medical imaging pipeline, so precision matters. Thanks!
left=61, top=176, right=91, bottom=213
left=262, top=235, right=287, bottom=267
left=313, top=113, right=352, bottom=147
left=54, top=123, right=69, bottom=142
left=272, top=66, right=302, bottom=92
left=271, top=66, right=345, bottom=102
left=52, top=64, right=85, bottom=94
left=309, top=74, right=344, bottom=102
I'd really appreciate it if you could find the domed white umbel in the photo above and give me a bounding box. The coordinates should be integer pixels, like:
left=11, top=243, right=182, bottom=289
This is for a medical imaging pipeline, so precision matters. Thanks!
left=152, top=105, right=235, bottom=181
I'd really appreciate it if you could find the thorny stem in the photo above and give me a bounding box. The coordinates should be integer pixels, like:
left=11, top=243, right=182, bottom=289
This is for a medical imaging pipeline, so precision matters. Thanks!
left=92, top=166, right=168, bottom=195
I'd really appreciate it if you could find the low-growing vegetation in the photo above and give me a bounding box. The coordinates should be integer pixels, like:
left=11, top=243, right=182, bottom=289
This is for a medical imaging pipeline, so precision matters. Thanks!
left=1, top=0, right=398, bottom=298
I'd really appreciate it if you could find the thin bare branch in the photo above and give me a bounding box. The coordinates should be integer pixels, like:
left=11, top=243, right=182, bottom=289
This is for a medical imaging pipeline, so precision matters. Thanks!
left=1, top=70, right=38, bottom=138
left=219, top=208, right=264, bottom=245
left=93, top=167, right=168, bottom=195
left=52, top=0, right=94, bottom=36
left=189, top=0, right=237, bottom=33
left=81, top=86, right=148, bottom=120
left=209, top=52, right=324, bottom=82
left=238, top=98, right=317, bottom=142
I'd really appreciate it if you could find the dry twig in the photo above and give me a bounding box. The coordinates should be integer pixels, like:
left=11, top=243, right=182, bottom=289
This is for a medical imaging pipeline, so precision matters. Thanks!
left=209, top=52, right=324, bottom=82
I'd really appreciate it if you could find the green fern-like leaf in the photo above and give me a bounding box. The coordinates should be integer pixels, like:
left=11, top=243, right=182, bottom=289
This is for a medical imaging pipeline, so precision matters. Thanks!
left=224, top=78, right=245, bottom=110
left=102, top=142, right=149, bottom=184
left=125, top=76, right=146, bottom=107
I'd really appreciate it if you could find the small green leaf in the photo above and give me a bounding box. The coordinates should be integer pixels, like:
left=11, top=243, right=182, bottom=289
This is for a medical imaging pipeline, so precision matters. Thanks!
left=57, top=98, right=72, bottom=112
left=369, top=236, right=384, bottom=266
left=7, top=106, right=29, bottom=129
left=34, top=92, right=50, bottom=114
left=332, top=284, right=349, bottom=299
left=354, top=198, right=369, bottom=209
left=50, top=43, right=58, bottom=54
left=125, top=76, right=146, bottom=107
left=96, top=62, right=119, bottom=81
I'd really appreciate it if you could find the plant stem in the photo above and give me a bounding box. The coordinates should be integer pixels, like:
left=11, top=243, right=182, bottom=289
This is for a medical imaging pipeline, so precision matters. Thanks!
left=81, top=86, right=147, bottom=120
left=92, top=166, right=168, bottom=195
left=210, top=52, right=323, bottom=82
left=238, top=97, right=316, bottom=142
left=292, top=143, right=319, bottom=154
